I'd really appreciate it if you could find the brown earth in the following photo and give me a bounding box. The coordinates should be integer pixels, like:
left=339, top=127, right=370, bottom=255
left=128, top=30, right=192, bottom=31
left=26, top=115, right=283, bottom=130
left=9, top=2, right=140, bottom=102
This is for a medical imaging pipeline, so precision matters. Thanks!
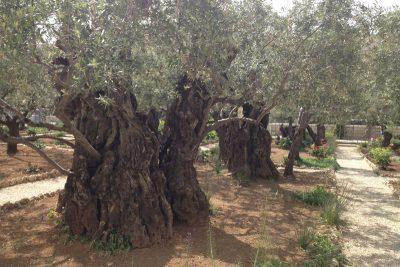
left=270, top=143, right=313, bottom=166
left=0, top=163, right=334, bottom=266
left=0, top=142, right=73, bottom=188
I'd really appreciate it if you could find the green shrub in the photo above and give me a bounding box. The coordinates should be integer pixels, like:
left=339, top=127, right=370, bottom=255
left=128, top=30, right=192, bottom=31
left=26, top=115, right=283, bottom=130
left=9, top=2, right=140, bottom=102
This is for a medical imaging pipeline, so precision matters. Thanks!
left=297, top=227, right=316, bottom=250
left=0, top=125, right=9, bottom=135
left=33, top=140, right=46, bottom=149
left=278, top=137, right=292, bottom=150
left=310, top=145, right=330, bottom=158
left=303, top=235, right=347, bottom=267
left=158, top=119, right=165, bottom=132
left=320, top=196, right=347, bottom=227
left=295, top=186, right=334, bottom=206
left=369, top=147, right=392, bottom=169
left=25, top=164, right=41, bottom=174
left=93, top=232, right=131, bottom=255
left=205, top=130, right=218, bottom=142
left=54, top=131, right=67, bottom=137
left=360, top=142, right=368, bottom=148
left=27, top=127, right=48, bottom=136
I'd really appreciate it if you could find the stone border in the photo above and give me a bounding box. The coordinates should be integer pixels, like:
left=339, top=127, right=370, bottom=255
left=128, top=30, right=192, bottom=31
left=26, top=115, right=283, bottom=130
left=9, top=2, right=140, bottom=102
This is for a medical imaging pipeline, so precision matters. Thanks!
left=0, top=190, right=62, bottom=215
left=0, top=170, right=61, bottom=189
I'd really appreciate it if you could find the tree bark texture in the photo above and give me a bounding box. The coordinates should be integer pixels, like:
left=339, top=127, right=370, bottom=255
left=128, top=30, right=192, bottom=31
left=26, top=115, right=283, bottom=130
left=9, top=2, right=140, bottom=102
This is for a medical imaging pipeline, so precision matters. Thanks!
left=6, top=118, right=19, bottom=155
left=216, top=104, right=279, bottom=180
left=160, top=75, right=209, bottom=224
left=284, top=109, right=310, bottom=177
left=59, top=91, right=173, bottom=248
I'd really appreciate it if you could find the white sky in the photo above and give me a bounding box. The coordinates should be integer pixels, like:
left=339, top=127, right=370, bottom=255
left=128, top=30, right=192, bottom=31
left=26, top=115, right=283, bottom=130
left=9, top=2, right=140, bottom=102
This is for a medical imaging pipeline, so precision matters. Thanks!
left=270, top=0, right=400, bottom=12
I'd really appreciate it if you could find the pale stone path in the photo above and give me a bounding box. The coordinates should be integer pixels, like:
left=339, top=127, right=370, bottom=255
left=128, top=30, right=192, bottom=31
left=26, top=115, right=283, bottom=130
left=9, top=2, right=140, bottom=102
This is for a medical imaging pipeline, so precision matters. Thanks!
left=335, top=145, right=400, bottom=266
left=0, top=176, right=66, bottom=206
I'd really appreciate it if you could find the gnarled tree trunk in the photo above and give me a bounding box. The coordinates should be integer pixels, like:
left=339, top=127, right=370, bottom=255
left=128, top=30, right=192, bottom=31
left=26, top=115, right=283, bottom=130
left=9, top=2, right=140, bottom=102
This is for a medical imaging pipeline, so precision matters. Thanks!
left=6, top=118, right=19, bottom=155
left=284, top=108, right=310, bottom=177
left=160, top=75, right=209, bottom=224
left=216, top=104, right=279, bottom=180
left=307, top=123, right=325, bottom=146
left=59, top=92, right=173, bottom=248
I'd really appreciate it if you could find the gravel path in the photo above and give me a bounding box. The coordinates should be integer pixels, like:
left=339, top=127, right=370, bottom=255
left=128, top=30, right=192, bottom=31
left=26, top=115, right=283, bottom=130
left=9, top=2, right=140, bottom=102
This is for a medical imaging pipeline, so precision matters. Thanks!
left=335, top=145, right=400, bottom=266
left=0, top=176, right=66, bottom=206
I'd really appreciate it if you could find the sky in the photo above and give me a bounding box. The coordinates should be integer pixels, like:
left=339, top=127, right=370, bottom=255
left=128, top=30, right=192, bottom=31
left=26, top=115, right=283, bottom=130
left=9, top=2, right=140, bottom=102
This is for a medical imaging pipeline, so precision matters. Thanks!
left=270, top=0, right=400, bottom=12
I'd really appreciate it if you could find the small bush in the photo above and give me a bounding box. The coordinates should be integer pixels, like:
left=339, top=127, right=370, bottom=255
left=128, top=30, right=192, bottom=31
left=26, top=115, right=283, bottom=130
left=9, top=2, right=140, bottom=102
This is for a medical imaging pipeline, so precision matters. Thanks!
left=158, top=119, right=165, bottom=132
left=27, top=127, right=48, bottom=136
left=297, top=227, right=316, bottom=250
left=304, top=235, right=347, bottom=267
left=0, top=125, right=9, bottom=135
left=295, top=186, right=334, bottom=206
left=369, top=147, right=392, bottom=169
left=310, top=145, right=330, bottom=158
left=33, top=140, right=46, bottom=149
left=205, top=130, right=218, bottom=142
left=54, top=131, right=67, bottom=137
left=25, top=164, right=41, bottom=174
left=93, top=232, right=131, bottom=255
left=360, top=142, right=368, bottom=148
left=320, top=196, right=347, bottom=227
left=278, top=137, right=292, bottom=150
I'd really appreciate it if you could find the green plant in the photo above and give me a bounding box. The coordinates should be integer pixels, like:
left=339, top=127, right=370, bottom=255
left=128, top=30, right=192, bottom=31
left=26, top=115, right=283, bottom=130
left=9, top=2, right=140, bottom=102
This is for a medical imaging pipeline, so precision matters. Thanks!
left=310, top=145, right=330, bottom=158
left=207, top=221, right=216, bottom=267
left=93, top=232, right=131, bottom=255
left=360, top=142, right=368, bottom=148
left=296, top=157, right=340, bottom=170
left=306, top=235, right=347, bottom=266
left=54, top=131, right=67, bottom=137
left=278, top=137, right=292, bottom=150
left=33, top=140, right=46, bottom=149
left=320, top=195, right=347, bottom=227
left=0, top=125, right=9, bottom=135
left=254, top=259, right=288, bottom=267
left=27, top=127, right=48, bottom=136
left=369, top=147, right=392, bottom=169
left=25, top=164, right=41, bottom=174
left=297, top=227, right=316, bottom=250
left=54, top=140, right=67, bottom=147
left=205, top=130, right=218, bottom=142
left=158, top=119, right=165, bottom=132
left=295, top=186, right=334, bottom=206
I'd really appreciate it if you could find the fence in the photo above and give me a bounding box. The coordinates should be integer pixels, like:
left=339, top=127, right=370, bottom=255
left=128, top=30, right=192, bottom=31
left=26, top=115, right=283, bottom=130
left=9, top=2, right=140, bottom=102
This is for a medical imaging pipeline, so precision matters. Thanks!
left=267, top=123, right=400, bottom=141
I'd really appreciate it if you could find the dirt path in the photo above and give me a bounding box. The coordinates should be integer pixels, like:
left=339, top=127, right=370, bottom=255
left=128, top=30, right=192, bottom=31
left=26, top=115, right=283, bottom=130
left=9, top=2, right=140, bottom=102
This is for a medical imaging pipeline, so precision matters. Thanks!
left=335, top=145, right=400, bottom=266
left=0, top=176, right=66, bottom=206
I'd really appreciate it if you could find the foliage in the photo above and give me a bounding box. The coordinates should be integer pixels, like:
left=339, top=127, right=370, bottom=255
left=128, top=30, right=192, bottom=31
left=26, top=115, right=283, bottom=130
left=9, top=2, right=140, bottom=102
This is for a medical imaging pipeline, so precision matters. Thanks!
left=54, top=131, right=67, bottom=138
left=310, top=144, right=330, bottom=158
left=302, top=234, right=347, bottom=267
left=369, top=147, right=392, bottom=169
left=296, top=157, right=340, bottom=170
left=27, top=127, right=48, bottom=136
left=278, top=138, right=292, bottom=150
left=25, top=164, right=41, bottom=174
left=334, top=124, right=345, bottom=139
left=295, top=186, right=334, bottom=206
left=158, top=120, right=165, bottom=133
left=254, top=259, right=288, bottom=267
left=93, top=232, right=131, bottom=255
left=204, top=130, right=218, bottom=143
left=320, top=194, right=347, bottom=227
left=33, top=140, right=46, bottom=150
left=297, top=227, right=316, bottom=250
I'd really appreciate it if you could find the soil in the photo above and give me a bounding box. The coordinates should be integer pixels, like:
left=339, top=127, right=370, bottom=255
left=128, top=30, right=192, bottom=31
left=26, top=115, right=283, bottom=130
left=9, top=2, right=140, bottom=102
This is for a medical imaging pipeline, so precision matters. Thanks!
left=0, top=164, right=334, bottom=266
left=359, top=146, right=400, bottom=178
left=0, top=142, right=73, bottom=188
left=270, top=143, right=312, bottom=166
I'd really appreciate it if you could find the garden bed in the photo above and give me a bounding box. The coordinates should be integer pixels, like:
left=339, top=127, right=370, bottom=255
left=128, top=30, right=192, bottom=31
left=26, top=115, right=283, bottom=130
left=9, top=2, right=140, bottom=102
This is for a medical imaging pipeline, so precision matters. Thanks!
left=0, top=163, right=338, bottom=266
left=0, top=142, right=73, bottom=188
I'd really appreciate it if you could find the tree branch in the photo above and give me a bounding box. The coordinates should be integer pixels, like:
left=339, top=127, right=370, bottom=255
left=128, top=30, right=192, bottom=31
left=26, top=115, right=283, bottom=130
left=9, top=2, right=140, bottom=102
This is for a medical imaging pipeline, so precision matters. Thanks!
left=0, top=132, right=72, bottom=175
left=206, top=117, right=260, bottom=132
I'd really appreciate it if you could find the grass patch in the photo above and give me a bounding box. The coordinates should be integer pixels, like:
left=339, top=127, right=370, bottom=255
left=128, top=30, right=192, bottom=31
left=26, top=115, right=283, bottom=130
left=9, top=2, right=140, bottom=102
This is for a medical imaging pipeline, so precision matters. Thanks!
left=33, top=140, right=46, bottom=149
left=294, top=186, right=334, bottom=206
left=27, top=127, right=48, bottom=136
left=93, top=232, right=131, bottom=255
left=320, top=195, right=347, bottom=227
left=303, top=235, right=347, bottom=266
left=296, top=157, right=340, bottom=170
